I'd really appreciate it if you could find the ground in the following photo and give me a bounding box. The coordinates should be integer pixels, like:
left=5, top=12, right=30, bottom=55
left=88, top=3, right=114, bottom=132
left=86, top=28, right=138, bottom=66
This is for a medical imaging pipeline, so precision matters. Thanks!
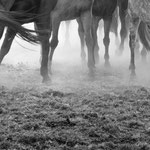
left=0, top=61, right=150, bottom=150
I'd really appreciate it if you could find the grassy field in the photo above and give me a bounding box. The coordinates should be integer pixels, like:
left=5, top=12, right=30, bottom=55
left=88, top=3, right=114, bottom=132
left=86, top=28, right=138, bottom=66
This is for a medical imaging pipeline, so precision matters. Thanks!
left=0, top=64, right=150, bottom=150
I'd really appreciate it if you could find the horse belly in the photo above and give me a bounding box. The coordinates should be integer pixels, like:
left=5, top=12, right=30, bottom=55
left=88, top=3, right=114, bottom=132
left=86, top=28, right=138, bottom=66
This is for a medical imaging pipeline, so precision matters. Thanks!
left=9, top=0, right=41, bottom=23
left=10, top=0, right=40, bottom=12
left=92, top=0, right=117, bottom=18
left=54, top=0, right=92, bottom=20
left=59, top=8, right=87, bottom=20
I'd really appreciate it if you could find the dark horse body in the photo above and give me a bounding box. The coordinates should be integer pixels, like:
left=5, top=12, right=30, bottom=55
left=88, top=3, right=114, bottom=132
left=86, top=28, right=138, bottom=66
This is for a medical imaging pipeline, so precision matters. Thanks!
left=0, top=0, right=96, bottom=82
left=92, top=0, right=117, bottom=65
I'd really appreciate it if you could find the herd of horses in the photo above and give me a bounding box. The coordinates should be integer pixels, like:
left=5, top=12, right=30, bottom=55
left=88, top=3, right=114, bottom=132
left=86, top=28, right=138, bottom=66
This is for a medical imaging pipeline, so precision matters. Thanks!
left=0, top=0, right=150, bottom=83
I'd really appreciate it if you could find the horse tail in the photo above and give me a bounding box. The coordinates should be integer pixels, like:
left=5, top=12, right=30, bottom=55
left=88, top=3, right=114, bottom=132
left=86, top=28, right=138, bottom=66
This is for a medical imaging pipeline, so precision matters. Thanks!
left=138, top=21, right=150, bottom=51
left=0, top=9, right=39, bottom=44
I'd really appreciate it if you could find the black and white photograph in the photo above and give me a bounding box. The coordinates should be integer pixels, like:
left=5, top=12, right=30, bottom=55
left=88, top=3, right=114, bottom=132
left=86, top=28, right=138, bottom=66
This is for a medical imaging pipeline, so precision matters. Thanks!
left=0, top=0, right=150, bottom=149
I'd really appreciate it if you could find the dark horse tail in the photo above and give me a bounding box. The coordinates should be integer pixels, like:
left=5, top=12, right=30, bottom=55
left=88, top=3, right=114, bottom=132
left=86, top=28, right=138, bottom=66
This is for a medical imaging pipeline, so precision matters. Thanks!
left=138, top=21, right=150, bottom=51
left=0, top=9, right=39, bottom=44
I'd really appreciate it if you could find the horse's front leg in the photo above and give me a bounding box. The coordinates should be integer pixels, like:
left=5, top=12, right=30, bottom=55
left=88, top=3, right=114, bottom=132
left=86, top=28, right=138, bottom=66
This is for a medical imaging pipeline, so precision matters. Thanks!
left=35, top=23, right=51, bottom=83
left=41, top=35, right=50, bottom=83
left=111, top=8, right=120, bottom=48
left=103, top=17, right=112, bottom=67
left=129, top=17, right=140, bottom=77
left=49, top=11, right=61, bottom=74
left=118, top=0, right=128, bottom=55
left=92, top=16, right=100, bottom=64
left=141, top=46, right=147, bottom=63
left=77, top=18, right=86, bottom=64
left=80, top=11, right=95, bottom=76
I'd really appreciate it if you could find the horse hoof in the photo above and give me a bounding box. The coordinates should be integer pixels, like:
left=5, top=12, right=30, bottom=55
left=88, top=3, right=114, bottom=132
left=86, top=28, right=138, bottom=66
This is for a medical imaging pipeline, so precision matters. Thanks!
left=42, top=76, right=51, bottom=84
left=129, top=64, right=135, bottom=71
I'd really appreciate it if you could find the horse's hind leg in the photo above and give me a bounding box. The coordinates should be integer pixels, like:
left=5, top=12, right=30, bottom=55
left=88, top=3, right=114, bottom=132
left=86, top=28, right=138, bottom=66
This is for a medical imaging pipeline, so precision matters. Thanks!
left=0, top=28, right=16, bottom=64
left=35, top=22, right=51, bottom=83
left=49, top=12, right=61, bottom=74
left=118, top=3, right=128, bottom=55
left=77, top=18, right=86, bottom=63
left=111, top=8, right=119, bottom=46
left=113, top=19, right=119, bottom=47
left=129, top=17, right=140, bottom=77
left=80, top=11, right=95, bottom=75
left=134, top=36, right=141, bottom=58
left=103, top=17, right=112, bottom=67
left=92, top=16, right=100, bottom=64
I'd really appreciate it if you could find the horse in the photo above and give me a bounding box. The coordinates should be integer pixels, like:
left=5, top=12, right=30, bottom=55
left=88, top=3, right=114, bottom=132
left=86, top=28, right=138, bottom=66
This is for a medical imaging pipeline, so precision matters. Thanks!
left=98, top=5, right=128, bottom=56
left=0, top=0, right=58, bottom=83
left=0, top=0, right=96, bottom=82
left=137, top=21, right=150, bottom=63
left=128, top=0, right=150, bottom=77
left=48, top=0, right=95, bottom=76
left=77, top=0, right=120, bottom=66
left=61, top=9, right=119, bottom=63
left=77, top=5, right=121, bottom=64
left=98, top=0, right=129, bottom=56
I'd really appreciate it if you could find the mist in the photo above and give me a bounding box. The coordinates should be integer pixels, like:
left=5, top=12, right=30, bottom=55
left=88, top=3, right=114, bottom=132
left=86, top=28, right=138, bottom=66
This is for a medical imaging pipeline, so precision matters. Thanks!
left=1, top=20, right=127, bottom=66
left=1, top=20, right=150, bottom=90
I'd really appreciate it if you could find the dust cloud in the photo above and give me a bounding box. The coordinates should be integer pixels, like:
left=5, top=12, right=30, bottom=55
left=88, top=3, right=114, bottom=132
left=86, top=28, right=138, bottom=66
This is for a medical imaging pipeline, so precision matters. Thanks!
left=0, top=20, right=150, bottom=91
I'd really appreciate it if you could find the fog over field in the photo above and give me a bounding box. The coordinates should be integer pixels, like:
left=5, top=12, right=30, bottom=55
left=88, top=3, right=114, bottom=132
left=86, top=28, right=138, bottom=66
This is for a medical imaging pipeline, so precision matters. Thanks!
left=1, top=20, right=150, bottom=89
left=1, top=20, right=130, bottom=66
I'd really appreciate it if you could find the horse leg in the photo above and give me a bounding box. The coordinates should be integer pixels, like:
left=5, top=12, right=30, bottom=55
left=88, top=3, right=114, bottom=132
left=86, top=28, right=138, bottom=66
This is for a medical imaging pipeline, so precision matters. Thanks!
left=141, top=46, right=147, bottom=63
left=118, top=4, right=128, bottom=55
left=34, top=23, right=42, bottom=64
left=35, top=22, right=51, bottom=83
left=0, top=29, right=16, bottom=64
left=49, top=12, right=60, bottom=74
left=0, top=26, right=4, bottom=39
left=103, top=17, right=112, bottom=67
left=80, top=11, right=95, bottom=75
left=92, top=16, right=100, bottom=64
left=129, top=17, right=140, bottom=77
left=113, top=21, right=119, bottom=47
left=77, top=18, right=86, bottom=63
left=135, top=36, right=140, bottom=59
left=111, top=8, right=119, bottom=46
